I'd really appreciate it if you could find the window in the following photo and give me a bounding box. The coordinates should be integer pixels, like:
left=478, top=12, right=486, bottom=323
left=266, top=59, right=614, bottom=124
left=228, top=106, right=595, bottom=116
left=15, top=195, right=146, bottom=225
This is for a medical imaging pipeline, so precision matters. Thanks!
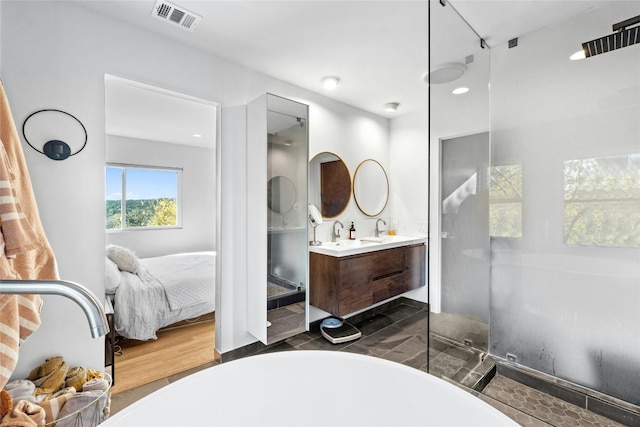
left=489, top=164, right=523, bottom=238
left=106, top=164, right=181, bottom=230
left=564, top=154, right=640, bottom=248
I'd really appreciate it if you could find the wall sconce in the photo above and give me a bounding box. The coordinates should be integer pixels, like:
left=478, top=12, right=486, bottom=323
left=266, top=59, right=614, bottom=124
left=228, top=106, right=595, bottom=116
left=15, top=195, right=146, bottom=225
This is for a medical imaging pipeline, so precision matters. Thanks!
left=22, top=109, right=87, bottom=161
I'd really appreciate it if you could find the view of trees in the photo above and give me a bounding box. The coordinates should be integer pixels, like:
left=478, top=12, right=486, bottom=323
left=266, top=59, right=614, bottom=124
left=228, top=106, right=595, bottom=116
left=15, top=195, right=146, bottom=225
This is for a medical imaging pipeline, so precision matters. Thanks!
left=489, top=164, right=523, bottom=238
left=106, top=198, right=177, bottom=229
left=564, top=155, right=640, bottom=248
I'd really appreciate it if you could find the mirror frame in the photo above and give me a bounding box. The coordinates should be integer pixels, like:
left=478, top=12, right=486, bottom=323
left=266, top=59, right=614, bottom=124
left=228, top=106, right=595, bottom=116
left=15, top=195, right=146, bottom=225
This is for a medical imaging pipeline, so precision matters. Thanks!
left=353, top=158, right=389, bottom=217
left=309, top=151, right=351, bottom=218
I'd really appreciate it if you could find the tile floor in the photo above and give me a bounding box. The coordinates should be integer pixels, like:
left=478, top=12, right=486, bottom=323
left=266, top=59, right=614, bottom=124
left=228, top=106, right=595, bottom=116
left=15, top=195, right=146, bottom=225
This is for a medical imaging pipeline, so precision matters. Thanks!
left=110, top=301, right=630, bottom=426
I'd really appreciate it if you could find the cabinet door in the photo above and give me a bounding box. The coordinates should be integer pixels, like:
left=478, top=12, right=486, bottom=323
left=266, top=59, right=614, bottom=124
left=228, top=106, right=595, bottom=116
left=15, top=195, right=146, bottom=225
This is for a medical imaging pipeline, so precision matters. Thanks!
left=338, top=255, right=373, bottom=316
left=405, top=244, right=426, bottom=291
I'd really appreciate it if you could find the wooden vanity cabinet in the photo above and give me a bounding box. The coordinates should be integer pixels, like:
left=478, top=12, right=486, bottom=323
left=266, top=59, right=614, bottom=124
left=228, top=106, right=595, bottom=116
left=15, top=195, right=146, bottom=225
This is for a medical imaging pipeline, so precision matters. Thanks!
left=310, top=244, right=425, bottom=317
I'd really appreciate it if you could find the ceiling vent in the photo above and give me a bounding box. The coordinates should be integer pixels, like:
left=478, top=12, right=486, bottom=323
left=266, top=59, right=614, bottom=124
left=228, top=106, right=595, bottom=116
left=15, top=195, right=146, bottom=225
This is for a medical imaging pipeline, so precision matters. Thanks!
left=152, top=0, right=202, bottom=32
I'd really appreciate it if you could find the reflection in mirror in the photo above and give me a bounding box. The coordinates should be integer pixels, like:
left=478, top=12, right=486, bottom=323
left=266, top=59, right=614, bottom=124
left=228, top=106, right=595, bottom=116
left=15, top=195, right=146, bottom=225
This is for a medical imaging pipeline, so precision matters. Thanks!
left=267, top=175, right=296, bottom=214
left=353, top=159, right=389, bottom=217
left=309, top=152, right=350, bottom=218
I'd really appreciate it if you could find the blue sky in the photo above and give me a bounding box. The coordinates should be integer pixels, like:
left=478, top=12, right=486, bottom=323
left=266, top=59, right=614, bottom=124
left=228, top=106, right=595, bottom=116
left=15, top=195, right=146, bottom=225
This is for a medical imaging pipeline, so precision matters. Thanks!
left=106, top=167, right=178, bottom=200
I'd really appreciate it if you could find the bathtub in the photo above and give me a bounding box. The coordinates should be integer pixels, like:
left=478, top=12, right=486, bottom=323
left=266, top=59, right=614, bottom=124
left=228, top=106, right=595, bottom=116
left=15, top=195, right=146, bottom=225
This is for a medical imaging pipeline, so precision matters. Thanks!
left=102, top=351, right=517, bottom=426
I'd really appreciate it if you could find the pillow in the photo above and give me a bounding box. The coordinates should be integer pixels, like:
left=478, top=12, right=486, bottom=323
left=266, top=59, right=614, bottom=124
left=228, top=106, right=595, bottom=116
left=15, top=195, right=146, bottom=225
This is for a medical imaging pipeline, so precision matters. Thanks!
left=105, top=245, right=139, bottom=274
left=104, top=257, right=121, bottom=294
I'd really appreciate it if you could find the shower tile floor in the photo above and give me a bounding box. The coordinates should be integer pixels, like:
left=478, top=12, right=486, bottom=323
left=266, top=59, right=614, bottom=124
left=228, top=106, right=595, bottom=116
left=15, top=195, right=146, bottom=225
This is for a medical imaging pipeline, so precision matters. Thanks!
left=110, top=300, right=627, bottom=426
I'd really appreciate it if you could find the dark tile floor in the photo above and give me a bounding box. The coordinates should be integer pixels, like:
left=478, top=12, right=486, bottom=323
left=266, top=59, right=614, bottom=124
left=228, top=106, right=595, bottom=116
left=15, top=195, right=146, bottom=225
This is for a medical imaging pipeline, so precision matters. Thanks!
left=110, top=301, right=629, bottom=426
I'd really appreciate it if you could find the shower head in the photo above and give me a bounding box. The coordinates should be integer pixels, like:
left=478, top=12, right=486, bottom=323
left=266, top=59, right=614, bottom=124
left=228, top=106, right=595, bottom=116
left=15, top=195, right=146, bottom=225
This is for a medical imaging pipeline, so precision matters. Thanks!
left=581, top=14, right=640, bottom=58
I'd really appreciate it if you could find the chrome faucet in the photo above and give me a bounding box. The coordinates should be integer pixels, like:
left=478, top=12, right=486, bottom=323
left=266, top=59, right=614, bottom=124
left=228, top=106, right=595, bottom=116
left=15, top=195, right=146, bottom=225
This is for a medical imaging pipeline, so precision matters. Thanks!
left=332, top=220, right=344, bottom=242
left=0, top=280, right=109, bottom=338
left=375, top=218, right=387, bottom=237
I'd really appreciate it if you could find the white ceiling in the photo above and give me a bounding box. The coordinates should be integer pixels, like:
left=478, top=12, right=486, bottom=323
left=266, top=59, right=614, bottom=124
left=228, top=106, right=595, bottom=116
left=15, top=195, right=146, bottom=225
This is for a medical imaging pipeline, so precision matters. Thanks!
left=89, top=0, right=615, bottom=144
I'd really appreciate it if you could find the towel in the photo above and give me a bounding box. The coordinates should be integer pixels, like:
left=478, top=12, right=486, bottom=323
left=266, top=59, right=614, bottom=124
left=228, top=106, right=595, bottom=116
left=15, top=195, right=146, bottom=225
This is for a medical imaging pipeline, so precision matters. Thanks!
left=0, top=390, right=11, bottom=419
left=0, top=83, right=58, bottom=279
left=0, top=80, right=58, bottom=392
left=64, top=366, right=102, bottom=392
left=3, top=380, right=35, bottom=404
left=35, top=387, right=75, bottom=425
left=26, top=357, right=67, bottom=400
left=0, top=400, right=45, bottom=427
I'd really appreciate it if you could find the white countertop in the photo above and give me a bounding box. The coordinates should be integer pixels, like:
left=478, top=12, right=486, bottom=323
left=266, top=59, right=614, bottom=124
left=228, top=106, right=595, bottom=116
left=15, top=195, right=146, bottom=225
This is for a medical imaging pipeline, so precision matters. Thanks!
left=309, top=234, right=426, bottom=257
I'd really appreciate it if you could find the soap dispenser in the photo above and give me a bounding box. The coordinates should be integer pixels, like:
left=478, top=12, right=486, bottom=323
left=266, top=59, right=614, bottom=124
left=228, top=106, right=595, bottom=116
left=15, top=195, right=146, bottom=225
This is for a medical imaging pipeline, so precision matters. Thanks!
left=349, top=222, right=356, bottom=240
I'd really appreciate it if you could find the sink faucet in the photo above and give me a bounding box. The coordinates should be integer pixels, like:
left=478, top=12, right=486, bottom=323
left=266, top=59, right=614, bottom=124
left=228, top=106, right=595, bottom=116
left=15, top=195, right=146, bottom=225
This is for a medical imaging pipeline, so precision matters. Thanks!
left=0, top=280, right=109, bottom=338
left=332, top=220, right=344, bottom=242
left=375, top=218, right=387, bottom=237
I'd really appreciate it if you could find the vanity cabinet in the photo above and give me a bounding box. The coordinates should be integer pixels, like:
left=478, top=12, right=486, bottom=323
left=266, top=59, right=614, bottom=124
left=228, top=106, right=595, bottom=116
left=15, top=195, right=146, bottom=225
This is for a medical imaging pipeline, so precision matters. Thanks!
left=310, top=243, right=425, bottom=317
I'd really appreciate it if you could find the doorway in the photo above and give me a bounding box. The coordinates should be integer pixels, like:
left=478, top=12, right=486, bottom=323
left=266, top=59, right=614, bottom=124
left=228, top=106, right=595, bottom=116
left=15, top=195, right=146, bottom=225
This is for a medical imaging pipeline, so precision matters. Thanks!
left=104, top=75, right=219, bottom=392
left=433, top=131, right=490, bottom=352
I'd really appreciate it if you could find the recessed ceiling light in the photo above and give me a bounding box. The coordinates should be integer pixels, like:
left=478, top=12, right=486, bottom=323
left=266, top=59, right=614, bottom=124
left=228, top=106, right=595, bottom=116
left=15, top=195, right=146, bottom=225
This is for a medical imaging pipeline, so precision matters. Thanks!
left=193, top=133, right=202, bottom=138
left=570, top=50, right=586, bottom=60
left=321, top=75, right=341, bottom=90
left=452, top=87, right=469, bottom=95
left=383, top=102, right=400, bottom=112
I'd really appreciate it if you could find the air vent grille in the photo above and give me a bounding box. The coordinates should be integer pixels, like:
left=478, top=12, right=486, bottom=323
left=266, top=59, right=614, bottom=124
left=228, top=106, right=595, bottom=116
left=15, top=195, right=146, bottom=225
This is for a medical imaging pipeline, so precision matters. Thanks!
left=152, top=0, right=202, bottom=32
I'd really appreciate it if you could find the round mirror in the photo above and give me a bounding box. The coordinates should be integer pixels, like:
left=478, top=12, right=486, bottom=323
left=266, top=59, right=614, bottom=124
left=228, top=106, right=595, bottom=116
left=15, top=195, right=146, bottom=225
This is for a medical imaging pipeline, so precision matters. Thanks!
left=353, top=159, right=389, bottom=217
left=309, top=152, right=351, bottom=218
left=268, top=175, right=296, bottom=214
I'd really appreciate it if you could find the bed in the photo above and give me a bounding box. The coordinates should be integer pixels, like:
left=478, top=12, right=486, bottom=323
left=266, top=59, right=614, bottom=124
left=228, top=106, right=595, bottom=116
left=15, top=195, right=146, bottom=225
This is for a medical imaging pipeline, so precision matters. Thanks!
left=105, top=245, right=216, bottom=340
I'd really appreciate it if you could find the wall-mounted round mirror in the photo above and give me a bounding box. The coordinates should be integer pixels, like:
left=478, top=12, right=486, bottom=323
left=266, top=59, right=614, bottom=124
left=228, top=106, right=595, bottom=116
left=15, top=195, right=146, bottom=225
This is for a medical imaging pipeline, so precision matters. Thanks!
left=309, top=152, right=351, bottom=218
left=268, top=175, right=296, bottom=214
left=353, top=159, right=389, bottom=217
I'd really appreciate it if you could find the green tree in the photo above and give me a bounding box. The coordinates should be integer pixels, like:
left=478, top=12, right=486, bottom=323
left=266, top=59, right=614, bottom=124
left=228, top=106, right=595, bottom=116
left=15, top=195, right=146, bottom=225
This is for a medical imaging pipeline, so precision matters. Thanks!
left=149, top=198, right=177, bottom=226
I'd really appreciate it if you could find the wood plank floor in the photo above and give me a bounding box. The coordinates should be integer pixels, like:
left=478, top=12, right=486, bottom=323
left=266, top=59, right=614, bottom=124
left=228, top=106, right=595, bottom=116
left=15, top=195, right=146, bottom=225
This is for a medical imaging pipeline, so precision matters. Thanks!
left=111, top=318, right=218, bottom=395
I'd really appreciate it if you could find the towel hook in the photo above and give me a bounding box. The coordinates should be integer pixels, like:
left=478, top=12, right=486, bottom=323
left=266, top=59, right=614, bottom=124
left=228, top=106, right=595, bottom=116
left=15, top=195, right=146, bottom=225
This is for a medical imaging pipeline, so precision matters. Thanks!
left=22, top=109, right=87, bottom=161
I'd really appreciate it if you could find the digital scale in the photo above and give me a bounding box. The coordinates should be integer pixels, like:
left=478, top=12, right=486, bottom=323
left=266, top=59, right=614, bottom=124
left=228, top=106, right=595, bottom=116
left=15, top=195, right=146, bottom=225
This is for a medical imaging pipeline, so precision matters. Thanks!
left=320, top=317, right=362, bottom=344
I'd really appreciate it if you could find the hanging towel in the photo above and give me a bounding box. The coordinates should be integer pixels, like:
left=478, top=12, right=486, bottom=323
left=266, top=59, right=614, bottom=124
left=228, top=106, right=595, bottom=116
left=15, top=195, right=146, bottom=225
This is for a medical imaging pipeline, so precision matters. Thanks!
left=0, top=80, right=58, bottom=392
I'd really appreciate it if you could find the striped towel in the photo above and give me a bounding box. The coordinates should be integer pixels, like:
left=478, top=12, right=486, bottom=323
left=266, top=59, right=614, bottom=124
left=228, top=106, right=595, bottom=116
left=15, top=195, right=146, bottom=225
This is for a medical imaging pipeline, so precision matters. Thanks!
left=0, top=81, right=57, bottom=392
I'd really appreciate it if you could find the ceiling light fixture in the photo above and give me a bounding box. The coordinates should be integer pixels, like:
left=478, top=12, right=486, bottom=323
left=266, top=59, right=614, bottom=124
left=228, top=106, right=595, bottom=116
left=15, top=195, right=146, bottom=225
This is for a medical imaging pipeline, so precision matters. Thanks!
left=570, top=50, right=586, bottom=60
left=452, top=87, right=469, bottom=95
left=193, top=133, right=202, bottom=138
left=383, top=102, right=400, bottom=112
left=425, top=63, right=467, bottom=84
left=321, top=76, right=341, bottom=90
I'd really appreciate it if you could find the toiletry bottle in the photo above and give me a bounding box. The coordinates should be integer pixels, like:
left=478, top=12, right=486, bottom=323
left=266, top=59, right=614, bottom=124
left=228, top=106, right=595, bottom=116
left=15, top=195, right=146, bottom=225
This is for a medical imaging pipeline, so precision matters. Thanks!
left=349, top=222, right=356, bottom=240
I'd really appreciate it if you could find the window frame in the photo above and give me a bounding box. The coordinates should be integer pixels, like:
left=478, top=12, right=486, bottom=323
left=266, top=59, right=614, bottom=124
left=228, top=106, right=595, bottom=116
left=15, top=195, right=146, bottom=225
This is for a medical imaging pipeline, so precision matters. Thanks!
left=106, top=162, right=183, bottom=232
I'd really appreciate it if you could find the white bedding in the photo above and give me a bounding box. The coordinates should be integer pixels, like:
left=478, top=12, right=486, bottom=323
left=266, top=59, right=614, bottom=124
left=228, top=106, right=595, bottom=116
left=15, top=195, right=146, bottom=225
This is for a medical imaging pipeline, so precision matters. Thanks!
left=110, top=251, right=215, bottom=340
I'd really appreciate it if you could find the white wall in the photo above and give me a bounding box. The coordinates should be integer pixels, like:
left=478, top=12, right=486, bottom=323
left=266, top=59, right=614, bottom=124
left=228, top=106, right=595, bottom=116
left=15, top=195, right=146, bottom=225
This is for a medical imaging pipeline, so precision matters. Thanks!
left=1, top=1, right=395, bottom=370
left=105, top=135, right=216, bottom=258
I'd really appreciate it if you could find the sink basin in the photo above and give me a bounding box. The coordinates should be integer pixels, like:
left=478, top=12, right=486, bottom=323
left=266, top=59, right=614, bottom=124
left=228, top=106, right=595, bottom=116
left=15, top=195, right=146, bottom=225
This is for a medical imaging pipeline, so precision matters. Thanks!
left=309, top=235, right=426, bottom=257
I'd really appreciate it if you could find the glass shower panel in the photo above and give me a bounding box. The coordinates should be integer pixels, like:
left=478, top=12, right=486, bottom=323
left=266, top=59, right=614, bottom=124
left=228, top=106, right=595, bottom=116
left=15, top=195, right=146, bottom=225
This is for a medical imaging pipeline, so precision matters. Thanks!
left=428, top=0, right=491, bottom=386
left=267, top=107, right=308, bottom=344
left=489, top=2, right=640, bottom=405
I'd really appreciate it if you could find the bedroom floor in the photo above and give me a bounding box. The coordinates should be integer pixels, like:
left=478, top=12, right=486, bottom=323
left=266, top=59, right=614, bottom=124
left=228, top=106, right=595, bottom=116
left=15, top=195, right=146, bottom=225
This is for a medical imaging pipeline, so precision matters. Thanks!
left=109, top=303, right=628, bottom=426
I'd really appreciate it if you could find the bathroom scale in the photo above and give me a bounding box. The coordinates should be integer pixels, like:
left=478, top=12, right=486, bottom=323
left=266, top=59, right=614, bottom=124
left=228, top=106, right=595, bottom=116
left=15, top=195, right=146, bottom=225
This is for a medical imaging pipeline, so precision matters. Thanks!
left=320, top=317, right=362, bottom=344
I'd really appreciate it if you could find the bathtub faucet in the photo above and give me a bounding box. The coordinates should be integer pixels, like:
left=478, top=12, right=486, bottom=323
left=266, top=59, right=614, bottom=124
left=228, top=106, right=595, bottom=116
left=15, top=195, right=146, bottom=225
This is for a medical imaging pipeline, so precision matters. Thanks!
left=332, top=220, right=344, bottom=242
left=0, top=280, right=109, bottom=338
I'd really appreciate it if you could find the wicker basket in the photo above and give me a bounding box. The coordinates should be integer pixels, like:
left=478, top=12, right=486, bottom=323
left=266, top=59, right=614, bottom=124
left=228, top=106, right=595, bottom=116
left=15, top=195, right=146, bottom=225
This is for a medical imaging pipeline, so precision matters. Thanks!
left=46, top=372, right=111, bottom=427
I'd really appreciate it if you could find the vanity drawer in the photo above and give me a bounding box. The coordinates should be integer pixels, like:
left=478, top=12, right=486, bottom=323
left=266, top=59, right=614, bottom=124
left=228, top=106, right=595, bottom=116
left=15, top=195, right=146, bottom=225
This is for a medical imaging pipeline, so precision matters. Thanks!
left=372, top=272, right=406, bottom=303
